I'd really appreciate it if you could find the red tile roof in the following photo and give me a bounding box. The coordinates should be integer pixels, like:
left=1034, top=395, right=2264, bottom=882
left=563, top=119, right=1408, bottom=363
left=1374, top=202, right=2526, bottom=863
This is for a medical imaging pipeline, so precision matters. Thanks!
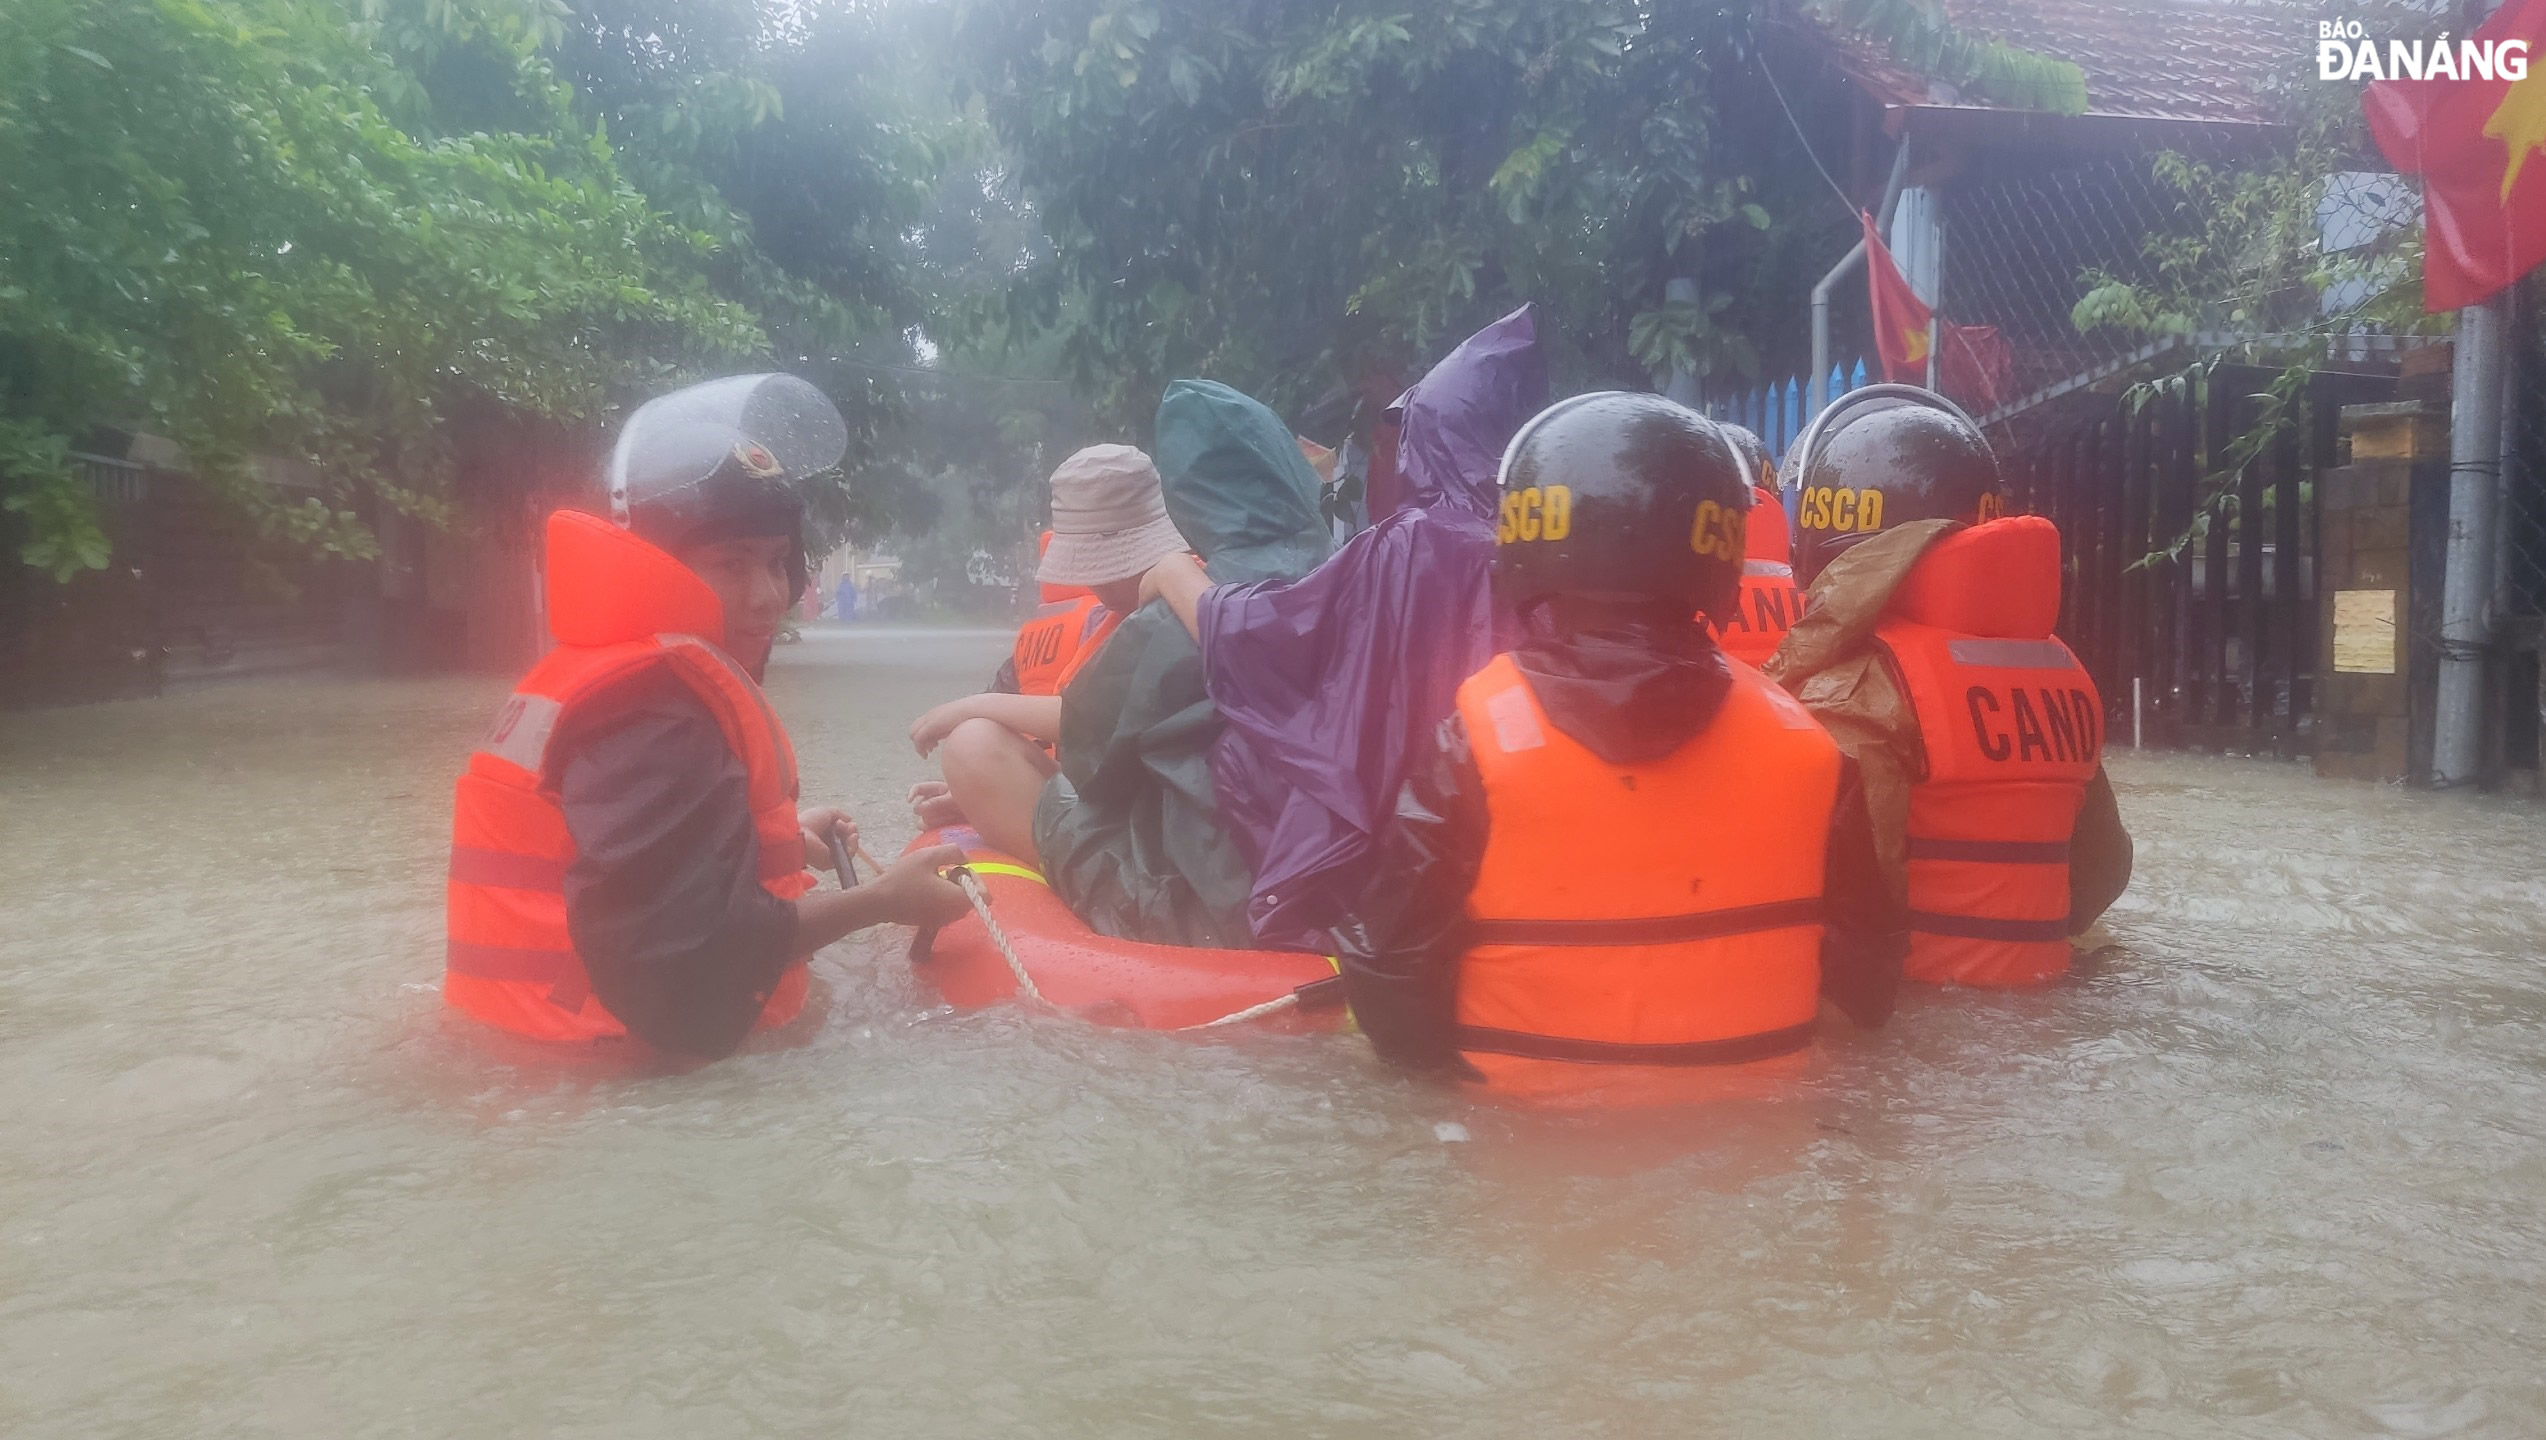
left=1813, top=0, right=2302, bottom=127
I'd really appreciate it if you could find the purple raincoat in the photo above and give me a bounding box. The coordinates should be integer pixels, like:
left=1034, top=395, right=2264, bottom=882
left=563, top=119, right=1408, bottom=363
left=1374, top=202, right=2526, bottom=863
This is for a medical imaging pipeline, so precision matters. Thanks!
left=1199, top=305, right=1547, bottom=950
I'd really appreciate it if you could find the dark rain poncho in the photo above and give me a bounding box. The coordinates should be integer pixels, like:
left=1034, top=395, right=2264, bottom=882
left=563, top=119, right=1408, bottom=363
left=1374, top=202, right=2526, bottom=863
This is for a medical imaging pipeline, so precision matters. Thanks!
left=1030, top=380, right=1333, bottom=948
left=1197, top=306, right=1547, bottom=951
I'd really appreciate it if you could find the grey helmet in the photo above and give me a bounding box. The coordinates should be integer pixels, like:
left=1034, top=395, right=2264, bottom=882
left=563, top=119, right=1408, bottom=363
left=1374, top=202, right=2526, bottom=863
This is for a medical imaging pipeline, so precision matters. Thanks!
left=607, top=374, right=847, bottom=588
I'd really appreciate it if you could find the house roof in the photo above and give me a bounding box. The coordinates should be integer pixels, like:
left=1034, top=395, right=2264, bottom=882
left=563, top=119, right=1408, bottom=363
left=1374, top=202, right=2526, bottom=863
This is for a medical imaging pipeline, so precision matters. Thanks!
left=1814, top=0, right=2300, bottom=129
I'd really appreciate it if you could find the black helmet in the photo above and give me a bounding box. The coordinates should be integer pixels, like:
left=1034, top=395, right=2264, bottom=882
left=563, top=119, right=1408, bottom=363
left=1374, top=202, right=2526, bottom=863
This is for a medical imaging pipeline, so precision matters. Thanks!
left=1718, top=422, right=1775, bottom=494
left=1491, top=392, right=1750, bottom=619
left=607, top=373, right=848, bottom=592
left=1783, top=384, right=1999, bottom=584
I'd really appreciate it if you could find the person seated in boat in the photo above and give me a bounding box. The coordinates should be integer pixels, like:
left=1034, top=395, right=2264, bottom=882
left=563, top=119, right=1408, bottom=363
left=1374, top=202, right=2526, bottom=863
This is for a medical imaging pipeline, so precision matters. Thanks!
left=443, top=374, right=968, bottom=1061
left=1333, top=392, right=1907, bottom=1087
left=1765, top=385, right=2131, bottom=989
left=1709, top=422, right=1805, bottom=669
left=1137, top=305, right=1542, bottom=956
left=921, top=380, right=1332, bottom=948
left=906, top=445, right=1184, bottom=778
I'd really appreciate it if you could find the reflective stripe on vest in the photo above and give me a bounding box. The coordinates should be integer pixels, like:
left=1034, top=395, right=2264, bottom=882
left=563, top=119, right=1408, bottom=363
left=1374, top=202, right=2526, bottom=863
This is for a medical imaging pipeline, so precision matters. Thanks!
left=443, top=632, right=814, bottom=1043
left=1876, top=610, right=2099, bottom=988
left=448, top=845, right=570, bottom=891
left=1051, top=605, right=1122, bottom=693
left=1449, top=654, right=1840, bottom=1072
left=1467, top=896, right=1825, bottom=948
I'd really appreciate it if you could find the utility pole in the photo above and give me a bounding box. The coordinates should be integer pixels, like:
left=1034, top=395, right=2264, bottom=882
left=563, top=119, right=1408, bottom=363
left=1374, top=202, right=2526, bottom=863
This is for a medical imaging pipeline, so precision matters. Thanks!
left=1662, top=277, right=1702, bottom=408
left=1923, top=197, right=1945, bottom=391
left=2432, top=293, right=2509, bottom=786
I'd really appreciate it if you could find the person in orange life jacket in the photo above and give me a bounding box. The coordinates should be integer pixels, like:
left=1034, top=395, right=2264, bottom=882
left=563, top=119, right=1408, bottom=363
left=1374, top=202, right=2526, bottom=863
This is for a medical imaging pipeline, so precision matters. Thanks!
left=444, top=374, right=967, bottom=1059
left=1329, top=392, right=1907, bottom=1079
left=1707, top=422, right=1805, bottom=668
left=906, top=445, right=1188, bottom=844
left=1765, top=385, right=2131, bottom=988
left=1723, top=421, right=1778, bottom=495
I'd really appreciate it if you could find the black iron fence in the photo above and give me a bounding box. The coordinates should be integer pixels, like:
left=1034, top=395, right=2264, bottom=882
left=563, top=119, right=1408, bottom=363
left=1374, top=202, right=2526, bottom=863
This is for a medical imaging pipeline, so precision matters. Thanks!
left=2002, top=365, right=2399, bottom=757
left=2501, top=274, right=2546, bottom=775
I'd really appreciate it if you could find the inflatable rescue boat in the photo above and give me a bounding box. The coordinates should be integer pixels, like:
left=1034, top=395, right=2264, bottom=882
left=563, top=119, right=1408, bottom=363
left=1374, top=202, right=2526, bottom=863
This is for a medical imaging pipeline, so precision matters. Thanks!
left=904, top=826, right=1348, bottom=1033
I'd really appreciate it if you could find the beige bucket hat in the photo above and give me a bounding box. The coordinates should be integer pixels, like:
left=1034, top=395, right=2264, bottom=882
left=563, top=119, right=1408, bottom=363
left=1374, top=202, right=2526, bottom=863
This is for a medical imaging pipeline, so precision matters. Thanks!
left=1037, top=444, right=1189, bottom=587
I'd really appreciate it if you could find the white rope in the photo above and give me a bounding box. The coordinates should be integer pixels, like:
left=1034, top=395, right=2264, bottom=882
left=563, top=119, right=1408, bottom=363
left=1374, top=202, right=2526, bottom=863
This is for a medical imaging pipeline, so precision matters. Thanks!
left=1178, top=992, right=1299, bottom=1030
left=953, top=868, right=1045, bottom=1007
left=949, top=864, right=1307, bottom=1030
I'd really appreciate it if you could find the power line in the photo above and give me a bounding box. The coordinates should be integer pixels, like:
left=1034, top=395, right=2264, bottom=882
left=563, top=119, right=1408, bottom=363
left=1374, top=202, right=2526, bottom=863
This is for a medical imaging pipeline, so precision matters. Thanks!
left=1758, top=48, right=1861, bottom=221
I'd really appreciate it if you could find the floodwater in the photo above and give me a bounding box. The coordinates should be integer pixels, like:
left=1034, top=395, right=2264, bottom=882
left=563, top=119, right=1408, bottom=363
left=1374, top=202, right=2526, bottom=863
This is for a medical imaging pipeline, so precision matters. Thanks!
left=4, top=625, right=2544, bottom=1439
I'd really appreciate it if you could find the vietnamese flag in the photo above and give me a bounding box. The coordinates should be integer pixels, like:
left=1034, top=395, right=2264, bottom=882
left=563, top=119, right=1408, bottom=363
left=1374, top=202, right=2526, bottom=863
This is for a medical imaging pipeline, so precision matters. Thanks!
left=1938, top=322, right=2014, bottom=414
left=2363, top=0, right=2546, bottom=311
left=1864, top=212, right=1933, bottom=381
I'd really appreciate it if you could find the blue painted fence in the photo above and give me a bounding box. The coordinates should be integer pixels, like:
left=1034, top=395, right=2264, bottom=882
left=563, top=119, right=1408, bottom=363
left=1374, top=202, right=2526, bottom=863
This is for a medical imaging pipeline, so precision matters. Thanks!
left=1708, top=358, right=1871, bottom=461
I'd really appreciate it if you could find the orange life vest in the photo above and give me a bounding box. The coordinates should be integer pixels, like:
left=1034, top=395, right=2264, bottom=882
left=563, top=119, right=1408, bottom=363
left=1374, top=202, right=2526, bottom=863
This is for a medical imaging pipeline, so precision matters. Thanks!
left=1035, top=529, right=1088, bottom=606
left=443, top=510, right=815, bottom=1044
left=1713, top=487, right=1804, bottom=667
left=1449, top=653, right=1841, bottom=1087
left=1011, top=594, right=1121, bottom=697
left=1873, top=516, right=2099, bottom=988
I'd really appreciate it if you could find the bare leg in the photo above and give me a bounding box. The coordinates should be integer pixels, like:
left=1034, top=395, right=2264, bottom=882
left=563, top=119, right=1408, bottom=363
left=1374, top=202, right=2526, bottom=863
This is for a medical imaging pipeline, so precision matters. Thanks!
left=938, top=716, right=1058, bottom=862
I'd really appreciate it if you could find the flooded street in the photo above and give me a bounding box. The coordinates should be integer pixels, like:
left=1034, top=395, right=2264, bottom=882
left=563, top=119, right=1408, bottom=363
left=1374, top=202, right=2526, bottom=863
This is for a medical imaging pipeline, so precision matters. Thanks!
left=4, top=627, right=2544, bottom=1438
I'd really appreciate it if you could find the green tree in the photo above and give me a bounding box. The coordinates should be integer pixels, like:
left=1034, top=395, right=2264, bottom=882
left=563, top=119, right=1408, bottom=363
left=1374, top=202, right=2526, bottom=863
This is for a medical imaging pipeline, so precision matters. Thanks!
left=841, top=136, right=1111, bottom=612
left=2060, top=0, right=2444, bottom=560
left=0, top=0, right=765, bottom=579
left=543, top=0, right=943, bottom=458
left=2070, top=106, right=2423, bottom=342
left=945, top=0, right=2085, bottom=430
left=391, top=0, right=958, bottom=553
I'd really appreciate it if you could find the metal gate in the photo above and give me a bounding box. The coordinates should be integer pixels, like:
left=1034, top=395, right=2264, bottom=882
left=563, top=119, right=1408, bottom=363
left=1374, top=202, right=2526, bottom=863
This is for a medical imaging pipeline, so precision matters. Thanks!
left=2002, top=365, right=2396, bottom=756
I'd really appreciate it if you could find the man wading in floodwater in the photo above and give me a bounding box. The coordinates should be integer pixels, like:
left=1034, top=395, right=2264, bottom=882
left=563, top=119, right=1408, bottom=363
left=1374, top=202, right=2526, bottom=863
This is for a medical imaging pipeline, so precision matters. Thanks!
left=1767, top=386, right=2130, bottom=988
left=1335, top=393, right=1905, bottom=1094
left=443, top=374, right=967, bottom=1059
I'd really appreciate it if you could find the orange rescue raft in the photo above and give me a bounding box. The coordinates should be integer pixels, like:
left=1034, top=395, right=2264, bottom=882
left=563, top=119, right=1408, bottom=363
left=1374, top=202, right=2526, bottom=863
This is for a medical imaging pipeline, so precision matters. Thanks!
left=903, top=826, right=1346, bottom=1032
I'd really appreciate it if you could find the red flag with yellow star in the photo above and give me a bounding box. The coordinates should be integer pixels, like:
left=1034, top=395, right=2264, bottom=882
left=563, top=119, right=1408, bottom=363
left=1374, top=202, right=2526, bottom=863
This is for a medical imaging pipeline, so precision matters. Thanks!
left=2363, top=0, right=2546, bottom=311
left=1863, top=211, right=1932, bottom=380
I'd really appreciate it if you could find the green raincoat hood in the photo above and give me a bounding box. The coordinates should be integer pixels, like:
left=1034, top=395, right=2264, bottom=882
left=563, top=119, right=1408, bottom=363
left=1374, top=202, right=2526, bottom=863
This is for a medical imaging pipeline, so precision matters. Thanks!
left=1152, top=380, right=1332, bottom=584
left=1028, top=382, right=1331, bottom=948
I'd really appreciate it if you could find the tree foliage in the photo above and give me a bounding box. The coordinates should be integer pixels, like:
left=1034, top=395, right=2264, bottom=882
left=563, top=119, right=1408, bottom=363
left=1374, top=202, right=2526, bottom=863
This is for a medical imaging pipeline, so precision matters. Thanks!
left=841, top=139, right=1111, bottom=609
left=2065, top=0, right=2446, bottom=562
left=542, top=0, right=943, bottom=464
left=0, top=0, right=767, bottom=579
left=2070, top=128, right=2425, bottom=344
left=2063, top=0, right=2462, bottom=349
left=947, top=0, right=2086, bottom=432
left=1, top=0, right=2095, bottom=587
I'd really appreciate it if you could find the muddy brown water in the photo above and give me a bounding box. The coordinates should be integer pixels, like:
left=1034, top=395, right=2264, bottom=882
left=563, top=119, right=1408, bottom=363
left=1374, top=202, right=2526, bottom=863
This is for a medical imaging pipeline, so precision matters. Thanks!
left=3, top=625, right=2543, bottom=1437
